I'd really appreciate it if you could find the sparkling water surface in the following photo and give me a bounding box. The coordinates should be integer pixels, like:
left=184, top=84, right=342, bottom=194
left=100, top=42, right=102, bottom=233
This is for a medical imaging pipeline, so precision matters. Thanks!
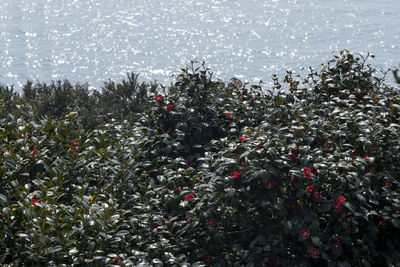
left=0, top=0, right=399, bottom=90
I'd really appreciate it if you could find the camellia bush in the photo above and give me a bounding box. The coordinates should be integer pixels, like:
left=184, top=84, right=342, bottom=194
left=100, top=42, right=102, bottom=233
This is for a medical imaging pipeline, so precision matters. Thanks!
left=0, top=50, right=400, bottom=266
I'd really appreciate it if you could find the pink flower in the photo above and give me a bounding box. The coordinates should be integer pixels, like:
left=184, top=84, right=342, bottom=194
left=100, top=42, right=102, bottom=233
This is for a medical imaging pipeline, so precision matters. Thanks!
left=224, top=113, right=231, bottom=119
left=265, top=180, right=276, bottom=189
left=303, top=168, right=312, bottom=178
left=306, top=185, right=314, bottom=194
left=230, top=170, right=242, bottom=179
left=310, top=248, right=319, bottom=259
left=173, top=187, right=181, bottom=193
left=154, top=94, right=163, bottom=102
left=184, top=194, right=195, bottom=201
left=239, top=135, right=248, bottom=141
left=300, top=229, right=311, bottom=240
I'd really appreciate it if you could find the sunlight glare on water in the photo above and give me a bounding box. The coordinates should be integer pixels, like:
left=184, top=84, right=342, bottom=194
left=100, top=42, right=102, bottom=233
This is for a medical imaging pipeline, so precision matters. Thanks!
left=0, top=0, right=399, bottom=90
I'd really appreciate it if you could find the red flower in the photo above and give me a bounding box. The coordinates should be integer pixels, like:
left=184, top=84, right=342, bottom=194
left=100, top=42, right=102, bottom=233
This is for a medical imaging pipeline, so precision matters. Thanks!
left=186, top=218, right=192, bottom=224
left=184, top=159, right=192, bottom=169
left=312, top=192, right=322, bottom=202
left=184, top=193, right=195, bottom=201
left=291, top=147, right=300, bottom=154
left=333, top=200, right=343, bottom=213
left=29, top=150, right=38, bottom=158
left=366, top=169, right=375, bottom=174
left=167, top=102, right=175, bottom=111
left=265, top=180, right=276, bottom=189
left=230, top=170, right=242, bottom=179
left=204, top=256, right=212, bottom=266
left=351, top=151, right=358, bottom=157
left=299, top=117, right=306, bottom=122
left=224, top=113, right=231, bottom=119
left=208, top=219, right=216, bottom=227
left=167, top=203, right=174, bottom=211
left=303, top=168, right=312, bottom=178
left=306, top=185, right=314, bottom=194
left=378, top=219, right=387, bottom=228
left=300, top=228, right=311, bottom=240
left=239, top=135, right=248, bottom=141
left=288, top=202, right=300, bottom=212
left=363, top=154, right=375, bottom=165
left=154, top=94, right=163, bottom=102
left=383, top=179, right=393, bottom=187
left=289, top=153, right=296, bottom=160
left=264, top=258, right=279, bottom=267
left=13, top=136, right=19, bottom=141
left=112, top=256, right=122, bottom=266
left=173, top=187, right=181, bottom=193
left=291, top=176, right=299, bottom=188
left=331, top=242, right=343, bottom=253
left=31, top=196, right=42, bottom=207
left=337, top=196, right=346, bottom=204
left=310, top=248, right=319, bottom=259
left=71, top=140, right=79, bottom=147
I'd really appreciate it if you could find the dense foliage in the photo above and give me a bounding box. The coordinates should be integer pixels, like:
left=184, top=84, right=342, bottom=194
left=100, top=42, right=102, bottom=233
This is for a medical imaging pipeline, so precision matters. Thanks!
left=0, top=51, right=400, bottom=266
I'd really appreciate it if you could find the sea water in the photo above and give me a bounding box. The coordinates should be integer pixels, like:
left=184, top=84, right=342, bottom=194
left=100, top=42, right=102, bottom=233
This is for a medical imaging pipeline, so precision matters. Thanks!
left=0, top=0, right=399, bottom=90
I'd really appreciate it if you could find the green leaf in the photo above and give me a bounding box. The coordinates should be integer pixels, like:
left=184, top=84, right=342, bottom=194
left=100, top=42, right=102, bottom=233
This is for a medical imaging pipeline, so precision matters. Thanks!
left=0, top=194, right=7, bottom=206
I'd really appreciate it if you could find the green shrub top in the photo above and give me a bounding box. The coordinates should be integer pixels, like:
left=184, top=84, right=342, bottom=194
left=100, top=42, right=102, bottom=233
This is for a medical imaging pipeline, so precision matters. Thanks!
left=0, top=50, right=399, bottom=266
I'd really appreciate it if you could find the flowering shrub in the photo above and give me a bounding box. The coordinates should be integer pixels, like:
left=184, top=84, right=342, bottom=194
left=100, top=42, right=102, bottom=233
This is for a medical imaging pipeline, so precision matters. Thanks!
left=0, top=51, right=399, bottom=266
